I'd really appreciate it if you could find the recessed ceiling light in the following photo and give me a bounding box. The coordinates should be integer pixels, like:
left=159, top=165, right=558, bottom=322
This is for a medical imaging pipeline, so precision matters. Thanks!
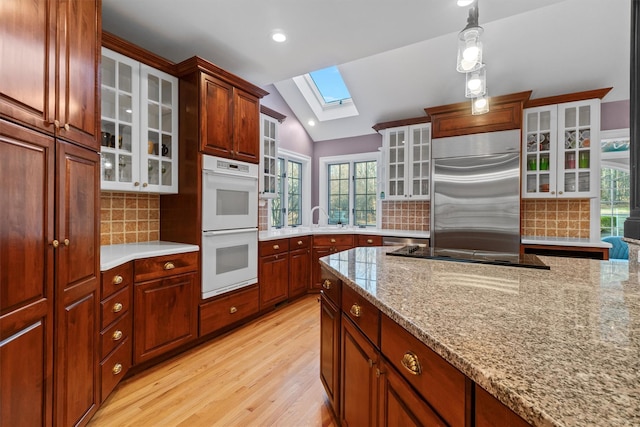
left=271, top=31, right=287, bottom=43
left=308, top=119, right=316, bottom=126
left=456, top=0, right=475, bottom=6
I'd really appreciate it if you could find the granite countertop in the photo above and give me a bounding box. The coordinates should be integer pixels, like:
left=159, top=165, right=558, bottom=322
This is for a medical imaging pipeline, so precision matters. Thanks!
left=100, top=241, right=199, bottom=271
left=320, top=247, right=639, bottom=427
left=259, top=226, right=430, bottom=241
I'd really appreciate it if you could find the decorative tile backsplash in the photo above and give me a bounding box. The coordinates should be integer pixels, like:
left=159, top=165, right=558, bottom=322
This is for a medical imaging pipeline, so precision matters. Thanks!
left=100, top=192, right=160, bottom=245
left=381, top=200, right=430, bottom=232
left=259, top=202, right=269, bottom=231
left=521, top=199, right=591, bottom=238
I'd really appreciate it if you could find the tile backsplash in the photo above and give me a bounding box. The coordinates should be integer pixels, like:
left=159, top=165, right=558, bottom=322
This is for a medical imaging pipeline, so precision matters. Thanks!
left=521, top=199, right=590, bottom=238
left=100, top=192, right=160, bottom=245
left=381, top=200, right=430, bottom=232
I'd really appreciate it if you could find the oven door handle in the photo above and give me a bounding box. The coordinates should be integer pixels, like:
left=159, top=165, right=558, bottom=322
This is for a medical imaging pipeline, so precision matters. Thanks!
left=202, top=169, right=258, bottom=181
left=203, top=228, right=258, bottom=237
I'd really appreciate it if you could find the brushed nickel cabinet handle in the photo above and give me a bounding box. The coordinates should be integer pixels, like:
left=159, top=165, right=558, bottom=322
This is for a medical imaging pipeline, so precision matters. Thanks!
left=350, top=303, right=362, bottom=318
left=112, top=330, right=123, bottom=341
left=229, top=306, right=238, bottom=314
left=112, top=363, right=123, bottom=375
left=112, top=302, right=123, bottom=313
left=322, top=279, right=332, bottom=290
left=164, top=262, right=175, bottom=270
left=112, top=275, right=123, bottom=285
left=401, top=351, right=422, bottom=376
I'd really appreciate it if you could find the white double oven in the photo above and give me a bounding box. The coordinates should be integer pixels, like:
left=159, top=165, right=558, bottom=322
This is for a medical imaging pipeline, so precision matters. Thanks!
left=201, top=155, right=258, bottom=299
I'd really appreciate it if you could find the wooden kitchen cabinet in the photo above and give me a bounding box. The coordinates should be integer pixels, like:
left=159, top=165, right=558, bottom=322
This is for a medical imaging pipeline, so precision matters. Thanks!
left=475, top=385, right=531, bottom=427
left=382, top=123, right=431, bottom=200
left=311, top=235, right=354, bottom=290
left=356, top=235, right=382, bottom=247
left=199, top=285, right=260, bottom=336
left=259, top=239, right=290, bottom=309
left=176, top=57, right=268, bottom=164
left=288, top=236, right=311, bottom=298
left=319, top=269, right=342, bottom=418
left=0, top=0, right=100, bottom=150
left=133, top=252, right=198, bottom=364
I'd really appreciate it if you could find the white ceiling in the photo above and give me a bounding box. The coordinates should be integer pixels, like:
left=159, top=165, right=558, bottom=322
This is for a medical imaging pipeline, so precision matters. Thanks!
left=102, top=0, right=630, bottom=142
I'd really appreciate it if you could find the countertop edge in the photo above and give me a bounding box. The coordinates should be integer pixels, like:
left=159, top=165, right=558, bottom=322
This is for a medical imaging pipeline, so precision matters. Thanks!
left=259, top=228, right=430, bottom=241
left=100, top=241, right=200, bottom=271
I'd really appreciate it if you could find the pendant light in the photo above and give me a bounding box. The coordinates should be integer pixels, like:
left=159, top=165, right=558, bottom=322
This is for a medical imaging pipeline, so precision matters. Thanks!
left=465, top=65, right=486, bottom=98
left=456, top=5, right=483, bottom=73
left=471, top=91, right=490, bottom=115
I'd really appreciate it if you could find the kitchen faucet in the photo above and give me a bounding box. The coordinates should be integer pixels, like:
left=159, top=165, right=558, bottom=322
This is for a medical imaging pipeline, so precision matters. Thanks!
left=309, top=205, right=329, bottom=227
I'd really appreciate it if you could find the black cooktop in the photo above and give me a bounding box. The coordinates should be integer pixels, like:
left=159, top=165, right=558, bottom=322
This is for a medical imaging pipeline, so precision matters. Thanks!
left=386, top=246, right=550, bottom=270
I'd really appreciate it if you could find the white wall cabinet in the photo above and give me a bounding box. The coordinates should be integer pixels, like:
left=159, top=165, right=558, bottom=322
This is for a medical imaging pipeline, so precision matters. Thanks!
left=100, top=48, right=179, bottom=193
left=523, top=99, right=600, bottom=199
left=260, top=113, right=279, bottom=198
left=383, top=123, right=431, bottom=200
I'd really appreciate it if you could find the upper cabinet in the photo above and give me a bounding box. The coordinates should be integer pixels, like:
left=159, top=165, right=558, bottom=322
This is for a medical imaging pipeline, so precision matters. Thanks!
left=100, top=47, right=179, bottom=193
left=382, top=123, right=431, bottom=201
left=176, top=57, right=269, bottom=164
left=259, top=107, right=286, bottom=198
left=523, top=98, right=602, bottom=199
left=0, top=0, right=100, bottom=150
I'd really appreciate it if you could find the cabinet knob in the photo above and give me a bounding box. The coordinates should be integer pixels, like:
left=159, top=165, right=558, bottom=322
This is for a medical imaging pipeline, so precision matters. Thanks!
left=558, top=191, right=563, bottom=195
left=330, top=239, right=336, bottom=243
left=112, top=275, right=123, bottom=285
left=273, top=244, right=280, bottom=250
left=53, top=119, right=60, bottom=129
left=112, top=302, right=123, bottom=313
left=51, top=239, right=59, bottom=248
left=401, top=351, right=422, bottom=376
left=142, top=182, right=148, bottom=188
left=112, top=330, right=123, bottom=341
left=297, top=240, right=303, bottom=246
left=322, top=279, right=332, bottom=290
left=164, top=262, right=175, bottom=270
left=229, top=306, right=238, bottom=314
left=366, top=239, right=373, bottom=244
left=112, top=363, right=123, bottom=375
left=551, top=191, right=556, bottom=195
left=63, top=238, right=70, bottom=246
left=350, top=303, right=362, bottom=318
left=63, top=123, right=70, bottom=131
left=134, top=182, right=140, bottom=187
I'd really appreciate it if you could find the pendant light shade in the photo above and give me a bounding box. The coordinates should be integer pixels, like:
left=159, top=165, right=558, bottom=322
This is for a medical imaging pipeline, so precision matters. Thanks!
left=471, top=91, right=490, bottom=115
left=465, top=65, right=486, bottom=98
left=456, top=26, right=483, bottom=73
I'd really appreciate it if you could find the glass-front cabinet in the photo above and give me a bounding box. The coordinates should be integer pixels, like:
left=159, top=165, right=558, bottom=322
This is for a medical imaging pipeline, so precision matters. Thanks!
left=259, top=114, right=279, bottom=198
left=383, top=123, right=431, bottom=201
left=522, top=99, right=600, bottom=199
left=100, top=48, right=178, bottom=193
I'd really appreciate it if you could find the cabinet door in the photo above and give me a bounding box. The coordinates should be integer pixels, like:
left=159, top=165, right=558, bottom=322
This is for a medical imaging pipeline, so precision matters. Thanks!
left=201, top=74, right=234, bottom=158
left=0, top=120, right=55, bottom=427
left=311, top=247, right=332, bottom=290
left=133, top=272, right=197, bottom=364
left=259, top=253, right=289, bottom=308
left=289, top=248, right=310, bottom=298
left=385, top=127, right=407, bottom=200
left=408, top=124, right=431, bottom=200
left=140, top=64, right=179, bottom=193
left=0, top=0, right=56, bottom=135
left=320, top=294, right=341, bottom=418
left=378, top=359, right=446, bottom=427
left=341, top=315, right=378, bottom=427
left=233, top=89, right=260, bottom=164
left=54, top=141, right=100, bottom=426
left=260, top=114, right=279, bottom=197
left=522, top=106, right=557, bottom=198
left=56, top=0, right=100, bottom=149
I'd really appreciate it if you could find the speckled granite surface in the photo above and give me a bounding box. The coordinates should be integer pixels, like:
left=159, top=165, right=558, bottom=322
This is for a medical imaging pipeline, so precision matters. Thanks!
left=320, top=247, right=640, bottom=427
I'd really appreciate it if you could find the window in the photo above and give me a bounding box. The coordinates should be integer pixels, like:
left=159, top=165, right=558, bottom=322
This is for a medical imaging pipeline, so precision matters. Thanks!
left=269, top=150, right=310, bottom=229
left=320, top=153, right=380, bottom=227
left=599, top=129, right=630, bottom=239
left=292, top=66, right=359, bottom=122
left=308, top=66, right=352, bottom=105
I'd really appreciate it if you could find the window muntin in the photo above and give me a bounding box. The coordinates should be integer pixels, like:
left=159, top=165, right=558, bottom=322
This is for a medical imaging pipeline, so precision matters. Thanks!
left=287, top=160, right=302, bottom=226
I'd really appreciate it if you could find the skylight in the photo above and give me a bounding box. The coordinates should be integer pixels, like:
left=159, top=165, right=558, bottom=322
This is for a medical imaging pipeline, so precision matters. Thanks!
left=308, top=66, right=351, bottom=104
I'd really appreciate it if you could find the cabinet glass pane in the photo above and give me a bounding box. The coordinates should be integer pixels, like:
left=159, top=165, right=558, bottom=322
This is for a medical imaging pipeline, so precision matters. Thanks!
left=162, top=162, right=172, bottom=186
left=148, top=159, right=159, bottom=185
left=565, top=107, right=577, bottom=128
left=102, top=57, right=116, bottom=88
left=148, top=102, right=159, bottom=130
left=148, top=75, right=159, bottom=102
left=578, top=129, right=591, bottom=148
left=102, top=89, right=116, bottom=119
left=397, top=181, right=404, bottom=196
left=578, top=171, right=589, bottom=192
left=389, top=164, right=397, bottom=179
left=389, top=149, right=396, bottom=163
left=579, top=106, right=591, bottom=126
left=100, top=120, right=115, bottom=147
left=118, top=94, right=132, bottom=122
left=161, top=134, right=172, bottom=158
left=527, top=113, right=538, bottom=132
left=397, top=164, right=404, bottom=178
left=118, top=63, right=132, bottom=93
left=161, top=106, right=172, bottom=132
left=148, top=131, right=159, bottom=155
left=101, top=153, right=116, bottom=182
left=565, top=130, right=576, bottom=149
left=540, top=111, right=551, bottom=130
left=119, top=124, right=132, bottom=152
left=578, top=150, right=589, bottom=168
left=118, top=154, right=133, bottom=182
left=564, top=173, right=576, bottom=192
left=161, top=79, right=172, bottom=105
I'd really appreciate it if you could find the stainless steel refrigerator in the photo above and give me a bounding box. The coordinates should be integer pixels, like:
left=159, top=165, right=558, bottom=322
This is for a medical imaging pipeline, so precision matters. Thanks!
left=431, top=130, right=521, bottom=254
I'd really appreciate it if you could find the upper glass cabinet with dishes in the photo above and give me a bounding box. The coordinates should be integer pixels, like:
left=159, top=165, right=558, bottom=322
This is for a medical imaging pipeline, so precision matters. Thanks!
left=260, top=113, right=279, bottom=199
left=100, top=47, right=179, bottom=193
left=522, top=98, right=600, bottom=199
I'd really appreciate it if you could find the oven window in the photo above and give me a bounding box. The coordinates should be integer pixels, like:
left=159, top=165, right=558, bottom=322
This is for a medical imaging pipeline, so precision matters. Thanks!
left=217, top=189, right=249, bottom=216
left=216, top=244, right=249, bottom=274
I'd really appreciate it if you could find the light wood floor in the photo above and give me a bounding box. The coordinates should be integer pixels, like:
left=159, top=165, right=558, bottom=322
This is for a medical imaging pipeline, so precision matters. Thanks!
left=89, top=295, right=337, bottom=427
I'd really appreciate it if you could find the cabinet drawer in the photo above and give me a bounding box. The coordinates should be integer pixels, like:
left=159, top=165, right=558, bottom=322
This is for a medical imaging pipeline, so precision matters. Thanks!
left=101, top=286, right=130, bottom=330
left=134, top=251, right=198, bottom=282
left=313, top=234, right=353, bottom=247
left=356, top=235, right=382, bottom=246
left=199, top=285, right=259, bottom=336
left=289, top=235, right=311, bottom=250
left=101, top=262, right=133, bottom=299
left=100, top=337, right=132, bottom=402
left=381, top=314, right=467, bottom=427
left=320, top=268, right=341, bottom=307
left=342, top=285, right=379, bottom=347
left=259, top=238, right=289, bottom=257
left=100, top=312, right=132, bottom=360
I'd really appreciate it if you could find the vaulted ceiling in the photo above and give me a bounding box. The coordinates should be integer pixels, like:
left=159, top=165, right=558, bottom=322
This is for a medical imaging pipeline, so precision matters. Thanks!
left=102, top=0, right=630, bottom=141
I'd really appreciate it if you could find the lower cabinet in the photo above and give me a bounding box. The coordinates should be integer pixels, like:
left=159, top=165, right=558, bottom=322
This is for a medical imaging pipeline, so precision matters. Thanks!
left=133, top=252, right=198, bottom=364
left=475, top=384, right=530, bottom=427
left=199, top=284, right=260, bottom=336
left=259, top=239, right=290, bottom=309
left=312, top=235, right=354, bottom=290
left=320, top=293, right=341, bottom=416
left=288, top=237, right=311, bottom=298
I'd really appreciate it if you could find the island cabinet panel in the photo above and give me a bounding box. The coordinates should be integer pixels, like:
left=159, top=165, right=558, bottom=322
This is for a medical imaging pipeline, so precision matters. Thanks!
left=311, top=234, right=354, bottom=290
left=380, top=314, right=469, bottom=427
left=378, top=358, right=447, bottom=427
left=341, top=314, right=379, bottom=427
left=475, top=385, right=531, bottom=427
left=342, top=285, right=380, bottom=347
left=319, top=268, right=342, bottom=418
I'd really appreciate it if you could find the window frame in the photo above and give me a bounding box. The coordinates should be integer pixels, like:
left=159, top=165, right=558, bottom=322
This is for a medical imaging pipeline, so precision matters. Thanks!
left=319, top=152, right=381, bottom=228
left=268, top=149, right=311, bottom=230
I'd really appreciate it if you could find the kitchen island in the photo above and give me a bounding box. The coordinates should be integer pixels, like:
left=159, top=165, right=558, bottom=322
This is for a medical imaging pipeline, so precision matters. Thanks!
left=320, top=246, right=639, bottom=426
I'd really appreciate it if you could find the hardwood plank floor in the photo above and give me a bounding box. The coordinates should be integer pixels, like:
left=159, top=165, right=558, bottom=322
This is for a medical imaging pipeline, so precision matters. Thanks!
left=89, top=295, right=338, bottom=427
